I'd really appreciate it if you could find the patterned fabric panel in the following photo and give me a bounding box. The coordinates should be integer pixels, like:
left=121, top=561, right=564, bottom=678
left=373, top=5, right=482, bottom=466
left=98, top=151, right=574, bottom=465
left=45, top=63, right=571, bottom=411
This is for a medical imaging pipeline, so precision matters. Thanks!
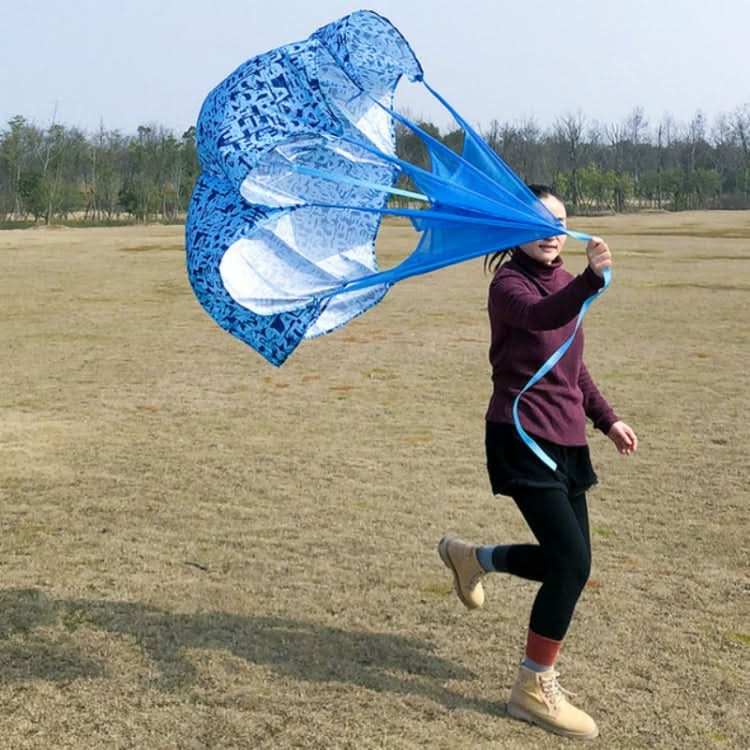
left=196, top=44, right=339, bottom=190
left=312, top=10, right=422, bottom=93
left=186, top=174, right=321, bottom=366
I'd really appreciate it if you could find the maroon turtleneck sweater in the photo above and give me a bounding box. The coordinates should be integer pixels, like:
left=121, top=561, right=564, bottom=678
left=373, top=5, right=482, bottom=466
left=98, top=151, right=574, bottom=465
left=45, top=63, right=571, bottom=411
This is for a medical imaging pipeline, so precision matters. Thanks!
left=486, top=250, right=618, bottom=447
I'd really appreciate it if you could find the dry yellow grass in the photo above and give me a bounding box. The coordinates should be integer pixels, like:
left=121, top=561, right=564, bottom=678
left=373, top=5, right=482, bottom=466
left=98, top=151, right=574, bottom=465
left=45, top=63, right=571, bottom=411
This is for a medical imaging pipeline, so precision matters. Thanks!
left=1, top=212, right=748, bottom=748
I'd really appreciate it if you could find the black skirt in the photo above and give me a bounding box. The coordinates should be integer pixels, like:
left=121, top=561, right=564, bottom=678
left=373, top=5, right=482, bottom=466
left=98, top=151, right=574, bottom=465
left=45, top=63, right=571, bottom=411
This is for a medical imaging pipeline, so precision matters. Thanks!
left=485, top=421, right=598, bottom=498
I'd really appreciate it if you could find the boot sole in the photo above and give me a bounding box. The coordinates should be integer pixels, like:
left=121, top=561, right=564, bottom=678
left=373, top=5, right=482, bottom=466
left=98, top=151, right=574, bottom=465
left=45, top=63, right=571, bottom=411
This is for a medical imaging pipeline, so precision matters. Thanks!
left=438, top=537, right=481, bottom=610
left=507, top=702, right=599, bottom=740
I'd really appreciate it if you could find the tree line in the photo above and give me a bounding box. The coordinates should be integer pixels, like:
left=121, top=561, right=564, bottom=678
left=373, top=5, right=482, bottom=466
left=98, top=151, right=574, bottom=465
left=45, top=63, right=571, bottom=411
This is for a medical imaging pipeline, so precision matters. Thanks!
left=0, top=118, right=200, bottom=226
left=397, top=105, right=750, bottom=213
left=1, top=103, right=749, bottom=225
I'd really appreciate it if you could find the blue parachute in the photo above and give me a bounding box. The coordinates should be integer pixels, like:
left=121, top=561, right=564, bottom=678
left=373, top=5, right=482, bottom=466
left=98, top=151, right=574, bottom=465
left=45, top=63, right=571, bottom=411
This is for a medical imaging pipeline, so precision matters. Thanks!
left=185, top=10, right=614, bottom=471
left=186, top=10, right=597, bottom=368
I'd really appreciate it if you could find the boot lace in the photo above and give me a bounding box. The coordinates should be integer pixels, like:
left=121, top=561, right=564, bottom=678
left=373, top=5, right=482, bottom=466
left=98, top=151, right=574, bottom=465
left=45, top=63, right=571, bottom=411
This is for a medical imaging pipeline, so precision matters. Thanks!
left=539, top=670, right=575, bottom=710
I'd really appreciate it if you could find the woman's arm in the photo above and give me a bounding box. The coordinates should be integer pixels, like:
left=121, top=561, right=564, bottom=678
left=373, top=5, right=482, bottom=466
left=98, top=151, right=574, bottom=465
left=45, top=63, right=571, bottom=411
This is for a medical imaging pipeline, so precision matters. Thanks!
left=490, top=237, right=612, bottom=330
left=490, top=267, right=603, bottom=330
left=579, top=361, right=618, bottom=434
left=579, top=361, right=639, bottom=454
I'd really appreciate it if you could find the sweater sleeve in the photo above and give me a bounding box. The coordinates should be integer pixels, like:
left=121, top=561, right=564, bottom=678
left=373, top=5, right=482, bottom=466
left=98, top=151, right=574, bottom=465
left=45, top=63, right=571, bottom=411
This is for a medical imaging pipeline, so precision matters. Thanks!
left=579, top=361, right=618, bottom=434
left=490, top=266, right=604, bottom=331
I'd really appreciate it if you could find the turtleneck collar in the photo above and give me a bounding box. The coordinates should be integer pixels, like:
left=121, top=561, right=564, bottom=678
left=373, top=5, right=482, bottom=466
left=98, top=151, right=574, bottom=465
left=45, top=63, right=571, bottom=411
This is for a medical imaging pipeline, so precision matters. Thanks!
left=510, top=248, right=564, bottom=279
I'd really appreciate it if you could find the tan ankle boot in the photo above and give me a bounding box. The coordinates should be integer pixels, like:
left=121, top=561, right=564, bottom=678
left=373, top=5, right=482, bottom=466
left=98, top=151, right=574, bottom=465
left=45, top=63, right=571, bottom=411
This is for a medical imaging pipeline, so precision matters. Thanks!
left=508, top=665, right=599, bottom=740
left=437, top=535, right=485, bottom=609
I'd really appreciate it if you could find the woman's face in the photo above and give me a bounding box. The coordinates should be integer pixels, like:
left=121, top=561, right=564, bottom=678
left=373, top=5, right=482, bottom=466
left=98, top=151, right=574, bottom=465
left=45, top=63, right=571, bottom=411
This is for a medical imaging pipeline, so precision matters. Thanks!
left=519, top=194, right=568, bottom=265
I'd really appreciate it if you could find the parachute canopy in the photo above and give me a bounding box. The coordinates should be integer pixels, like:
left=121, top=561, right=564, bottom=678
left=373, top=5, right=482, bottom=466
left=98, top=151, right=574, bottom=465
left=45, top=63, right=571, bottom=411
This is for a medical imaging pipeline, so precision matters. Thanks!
left=186, top=10, right=589, bottom=366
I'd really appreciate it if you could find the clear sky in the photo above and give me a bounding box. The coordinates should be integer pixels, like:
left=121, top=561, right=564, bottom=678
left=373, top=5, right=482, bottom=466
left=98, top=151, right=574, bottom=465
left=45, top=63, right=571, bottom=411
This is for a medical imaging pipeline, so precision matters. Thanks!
left=1, top=0, right=748, bottom=136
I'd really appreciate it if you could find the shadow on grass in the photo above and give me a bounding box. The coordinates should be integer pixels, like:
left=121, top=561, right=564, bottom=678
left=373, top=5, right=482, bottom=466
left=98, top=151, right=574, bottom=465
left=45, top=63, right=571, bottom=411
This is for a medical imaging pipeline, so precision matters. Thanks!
left=0, top=588, right=503, bottom=716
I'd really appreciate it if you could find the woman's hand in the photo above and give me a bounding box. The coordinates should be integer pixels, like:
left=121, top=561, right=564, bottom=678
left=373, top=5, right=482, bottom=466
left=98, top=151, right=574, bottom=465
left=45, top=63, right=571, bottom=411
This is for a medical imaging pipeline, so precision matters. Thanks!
left=607, top=421, right=638, bottom=455
left=586, top=237, right=612, bottom=278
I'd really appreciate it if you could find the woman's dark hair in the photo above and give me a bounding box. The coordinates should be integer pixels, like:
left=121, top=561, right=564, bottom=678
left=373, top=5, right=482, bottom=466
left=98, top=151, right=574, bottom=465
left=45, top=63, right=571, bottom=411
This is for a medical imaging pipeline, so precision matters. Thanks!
left=483, top=183, right=559, bottom=274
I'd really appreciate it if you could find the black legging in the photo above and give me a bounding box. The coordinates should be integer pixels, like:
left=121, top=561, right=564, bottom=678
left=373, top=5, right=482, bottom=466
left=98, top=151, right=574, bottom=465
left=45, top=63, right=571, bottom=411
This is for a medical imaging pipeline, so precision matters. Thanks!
left=504, top=487, right=592, bottom=641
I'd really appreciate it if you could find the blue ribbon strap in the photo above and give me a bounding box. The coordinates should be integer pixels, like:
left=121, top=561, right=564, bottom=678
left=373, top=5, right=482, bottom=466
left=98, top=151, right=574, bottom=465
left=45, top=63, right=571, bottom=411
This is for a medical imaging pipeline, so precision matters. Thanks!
left=512, top=253, right=611, bottom=472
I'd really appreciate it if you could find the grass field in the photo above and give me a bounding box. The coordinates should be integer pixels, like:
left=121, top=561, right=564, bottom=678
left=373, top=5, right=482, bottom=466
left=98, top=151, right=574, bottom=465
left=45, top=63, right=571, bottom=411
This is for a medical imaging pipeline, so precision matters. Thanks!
left=1, top=212, right=748, bottom=749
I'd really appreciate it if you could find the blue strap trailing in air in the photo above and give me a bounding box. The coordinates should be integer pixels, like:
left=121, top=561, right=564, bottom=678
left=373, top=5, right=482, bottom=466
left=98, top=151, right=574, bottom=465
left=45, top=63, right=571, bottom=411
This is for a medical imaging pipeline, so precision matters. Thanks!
left=512, top=264, right=611, bottom=471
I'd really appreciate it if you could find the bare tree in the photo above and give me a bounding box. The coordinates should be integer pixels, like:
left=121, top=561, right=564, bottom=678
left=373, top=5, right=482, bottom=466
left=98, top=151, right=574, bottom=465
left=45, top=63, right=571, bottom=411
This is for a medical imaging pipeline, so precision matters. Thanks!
left=733, top=105, right=750, bottom=201
left=482, top=117, right=543, bottom=183
left=553, top=112, right=586, bottom=208
left=625, top=107, right=649, bottom=202
left=604, top=121, right=628, bottom=211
